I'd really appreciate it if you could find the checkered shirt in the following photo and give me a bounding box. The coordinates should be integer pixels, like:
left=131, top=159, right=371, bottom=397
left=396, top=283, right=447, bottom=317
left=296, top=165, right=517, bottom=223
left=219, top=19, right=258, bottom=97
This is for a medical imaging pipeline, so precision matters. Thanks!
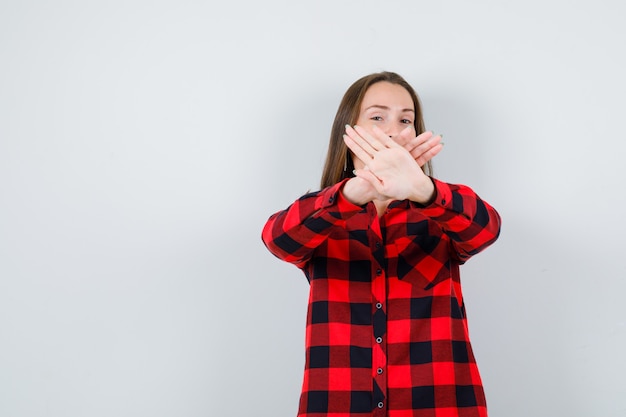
left=262, top=178, right=501, bottom=417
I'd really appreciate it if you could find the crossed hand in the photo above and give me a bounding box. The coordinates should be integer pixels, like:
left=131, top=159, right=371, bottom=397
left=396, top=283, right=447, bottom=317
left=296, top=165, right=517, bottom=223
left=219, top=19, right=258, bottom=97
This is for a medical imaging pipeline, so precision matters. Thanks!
left=342, top=124, right=443, bottom=206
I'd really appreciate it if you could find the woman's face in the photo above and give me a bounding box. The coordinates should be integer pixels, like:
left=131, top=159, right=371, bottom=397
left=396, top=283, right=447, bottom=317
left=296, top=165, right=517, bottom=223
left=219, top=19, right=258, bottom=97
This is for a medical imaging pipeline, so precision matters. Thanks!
left=352, top=81, right=415, bottom=169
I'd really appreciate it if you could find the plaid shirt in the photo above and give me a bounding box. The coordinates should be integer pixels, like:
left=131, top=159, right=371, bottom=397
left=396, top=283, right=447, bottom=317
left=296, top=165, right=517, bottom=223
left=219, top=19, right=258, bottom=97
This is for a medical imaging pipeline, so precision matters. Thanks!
left=262, top=178, right=501, bottom=417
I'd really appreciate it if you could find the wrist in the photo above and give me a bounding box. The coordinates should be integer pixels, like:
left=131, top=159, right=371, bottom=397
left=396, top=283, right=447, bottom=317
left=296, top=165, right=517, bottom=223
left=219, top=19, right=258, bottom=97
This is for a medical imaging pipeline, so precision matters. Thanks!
left=342, top=177, right=371, bottom=206
left=409, top=176, right=436, bottom=205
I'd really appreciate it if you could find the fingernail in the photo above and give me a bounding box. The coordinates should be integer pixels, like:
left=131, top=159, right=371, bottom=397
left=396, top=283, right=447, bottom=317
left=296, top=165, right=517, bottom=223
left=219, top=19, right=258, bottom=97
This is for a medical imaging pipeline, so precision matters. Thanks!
left=345, top=124, right=351, bottom=130
left=440, top=142, right=445, bottom=146
left=352, top=169, right=357, bottom=175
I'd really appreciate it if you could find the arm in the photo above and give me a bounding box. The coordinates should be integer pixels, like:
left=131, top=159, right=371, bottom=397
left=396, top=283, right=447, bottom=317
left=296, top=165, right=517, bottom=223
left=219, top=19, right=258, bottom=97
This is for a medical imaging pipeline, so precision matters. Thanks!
left=343, top=124, right=500, bottom=261
left=261, top=180, right=363, bottom=268
left=415, top=178, right=501, bottom=263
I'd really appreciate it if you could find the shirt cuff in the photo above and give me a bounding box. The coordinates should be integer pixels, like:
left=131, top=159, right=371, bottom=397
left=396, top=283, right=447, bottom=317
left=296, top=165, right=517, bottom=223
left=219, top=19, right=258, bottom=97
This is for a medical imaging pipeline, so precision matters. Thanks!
left=412, top=178, right=454, bottom=213
left=318, top=179, right=363, bottom=213
left=429, top=178, right=453, bottom=208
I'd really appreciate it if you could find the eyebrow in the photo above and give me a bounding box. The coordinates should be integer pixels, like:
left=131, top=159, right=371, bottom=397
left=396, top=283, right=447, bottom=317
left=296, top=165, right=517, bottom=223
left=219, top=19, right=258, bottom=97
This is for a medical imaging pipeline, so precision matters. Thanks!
left=364, top=105, right=415, bottom=113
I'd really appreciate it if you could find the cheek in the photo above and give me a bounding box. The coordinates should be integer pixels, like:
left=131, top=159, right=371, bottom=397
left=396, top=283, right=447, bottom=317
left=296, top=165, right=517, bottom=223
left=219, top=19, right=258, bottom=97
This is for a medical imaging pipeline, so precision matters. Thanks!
left=355, top=115, right=373, bottom=128
left=355, top=112, right=384, bottom=129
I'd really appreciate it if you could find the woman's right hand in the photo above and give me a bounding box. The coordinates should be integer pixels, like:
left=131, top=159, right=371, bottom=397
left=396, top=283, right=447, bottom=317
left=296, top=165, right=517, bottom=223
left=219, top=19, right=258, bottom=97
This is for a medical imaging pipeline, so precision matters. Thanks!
left=341, top=174, right=387, bottom=206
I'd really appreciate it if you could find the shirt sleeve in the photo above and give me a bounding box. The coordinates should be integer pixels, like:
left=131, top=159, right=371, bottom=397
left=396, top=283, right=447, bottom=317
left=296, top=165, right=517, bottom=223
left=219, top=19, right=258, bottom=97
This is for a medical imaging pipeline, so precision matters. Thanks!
left=261, top=179, right=363, bottom=268
left=415, top=178, right=502, bottom=263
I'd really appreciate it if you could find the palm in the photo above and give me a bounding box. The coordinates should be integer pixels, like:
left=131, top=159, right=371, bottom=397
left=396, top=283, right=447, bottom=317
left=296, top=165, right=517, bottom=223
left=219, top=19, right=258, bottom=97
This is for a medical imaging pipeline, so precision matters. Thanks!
left=343, top=125, right=437, bottom=204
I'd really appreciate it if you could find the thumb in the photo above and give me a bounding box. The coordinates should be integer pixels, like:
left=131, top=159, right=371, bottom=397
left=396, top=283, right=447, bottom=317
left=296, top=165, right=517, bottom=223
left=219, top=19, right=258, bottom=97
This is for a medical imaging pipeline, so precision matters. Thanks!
left=398, top=125, right=416, bottom=147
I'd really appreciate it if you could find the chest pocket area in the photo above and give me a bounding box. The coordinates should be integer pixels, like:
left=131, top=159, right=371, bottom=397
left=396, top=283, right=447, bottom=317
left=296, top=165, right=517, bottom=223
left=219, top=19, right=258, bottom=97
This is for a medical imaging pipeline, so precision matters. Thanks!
left=388, top=236, right=451, bottom=290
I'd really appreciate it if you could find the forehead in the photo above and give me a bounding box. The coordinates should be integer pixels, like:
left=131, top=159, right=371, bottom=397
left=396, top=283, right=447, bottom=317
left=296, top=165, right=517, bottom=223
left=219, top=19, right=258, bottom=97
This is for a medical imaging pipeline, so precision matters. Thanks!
left=360, top=81, right=414, bottom=111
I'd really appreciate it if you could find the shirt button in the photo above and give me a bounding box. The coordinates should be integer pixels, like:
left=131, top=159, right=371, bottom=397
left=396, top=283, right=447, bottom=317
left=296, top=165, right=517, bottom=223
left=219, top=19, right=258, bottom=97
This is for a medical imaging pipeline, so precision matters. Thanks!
left=376, top=302, right=382, bottom=309
left=376, top=337, right=383, bottom=344
left=378, top=401, right=384, bottom=408
left=376, top=268, right=382, bottom=276
left=328, top=196, right=334, bottom=203
left=375, top=241, right=381, bottom=248
left=441, top=199, right=446, bottom=205
left=377, top=367, right=383, bottom=375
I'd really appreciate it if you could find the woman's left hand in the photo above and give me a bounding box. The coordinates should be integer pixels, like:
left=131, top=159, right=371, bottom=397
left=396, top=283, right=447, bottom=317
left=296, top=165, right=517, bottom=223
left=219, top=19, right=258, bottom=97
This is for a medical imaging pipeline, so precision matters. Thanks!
left=343, top=125, right=436, bottom=204
left=397, top=129, right=443, bottom=168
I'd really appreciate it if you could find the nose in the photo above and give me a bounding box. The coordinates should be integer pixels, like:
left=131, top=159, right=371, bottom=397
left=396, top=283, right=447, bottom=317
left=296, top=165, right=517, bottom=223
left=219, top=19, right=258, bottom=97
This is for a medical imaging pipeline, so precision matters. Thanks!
left=385, top=124, right=401, bottom=140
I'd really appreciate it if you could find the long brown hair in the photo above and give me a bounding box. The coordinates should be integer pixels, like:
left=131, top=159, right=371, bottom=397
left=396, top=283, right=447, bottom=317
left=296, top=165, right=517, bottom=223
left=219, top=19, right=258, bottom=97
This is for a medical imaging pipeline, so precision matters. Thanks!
left=320, top=71, right=431, bottom=189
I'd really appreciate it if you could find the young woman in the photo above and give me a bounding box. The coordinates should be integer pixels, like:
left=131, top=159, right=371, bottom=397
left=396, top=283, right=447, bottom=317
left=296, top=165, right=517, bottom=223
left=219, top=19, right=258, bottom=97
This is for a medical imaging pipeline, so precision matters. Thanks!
left=262, top=71, right=501, bottom=417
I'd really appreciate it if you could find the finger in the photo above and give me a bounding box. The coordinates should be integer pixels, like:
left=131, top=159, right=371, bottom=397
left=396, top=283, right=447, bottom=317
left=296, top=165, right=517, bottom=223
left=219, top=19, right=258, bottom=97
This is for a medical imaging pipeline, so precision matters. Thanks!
left=415, top=142, right=444, bottom=167
left=395, top=125, right=416, bottom=147
left=345, top=125, right=378, bottom=157
left=344, top=134, right=374, bottom=164
left=369, top=124, right=402, bottom=149
left=408, top=132, right=442, bottom=161
left=353, top=125, right=389, bottom=151
left=357, top=168, right=389, bottom=197
left=362, top=165, right=381, bottom=179
left=354, top=168, right=384, bottom=192
left=404, top=131, right=434, bottom=153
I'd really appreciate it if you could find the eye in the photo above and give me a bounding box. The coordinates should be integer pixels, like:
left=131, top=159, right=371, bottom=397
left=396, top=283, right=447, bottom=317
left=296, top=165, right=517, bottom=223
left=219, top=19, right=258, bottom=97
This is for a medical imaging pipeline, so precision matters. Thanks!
left=370, top=116, right=383, bottom=121
left=401, top=119, right=413, bottom=124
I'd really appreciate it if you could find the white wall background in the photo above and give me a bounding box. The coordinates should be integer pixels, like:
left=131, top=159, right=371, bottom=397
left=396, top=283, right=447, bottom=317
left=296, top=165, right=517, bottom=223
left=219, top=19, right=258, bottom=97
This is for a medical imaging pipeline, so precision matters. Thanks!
left=1, top=1, right=624, bottom=416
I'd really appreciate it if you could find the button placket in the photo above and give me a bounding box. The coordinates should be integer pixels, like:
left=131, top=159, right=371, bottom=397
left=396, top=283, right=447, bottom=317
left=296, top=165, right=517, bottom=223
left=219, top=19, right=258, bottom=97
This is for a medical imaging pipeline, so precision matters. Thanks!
left=369, top=216, right=387, bottom=415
